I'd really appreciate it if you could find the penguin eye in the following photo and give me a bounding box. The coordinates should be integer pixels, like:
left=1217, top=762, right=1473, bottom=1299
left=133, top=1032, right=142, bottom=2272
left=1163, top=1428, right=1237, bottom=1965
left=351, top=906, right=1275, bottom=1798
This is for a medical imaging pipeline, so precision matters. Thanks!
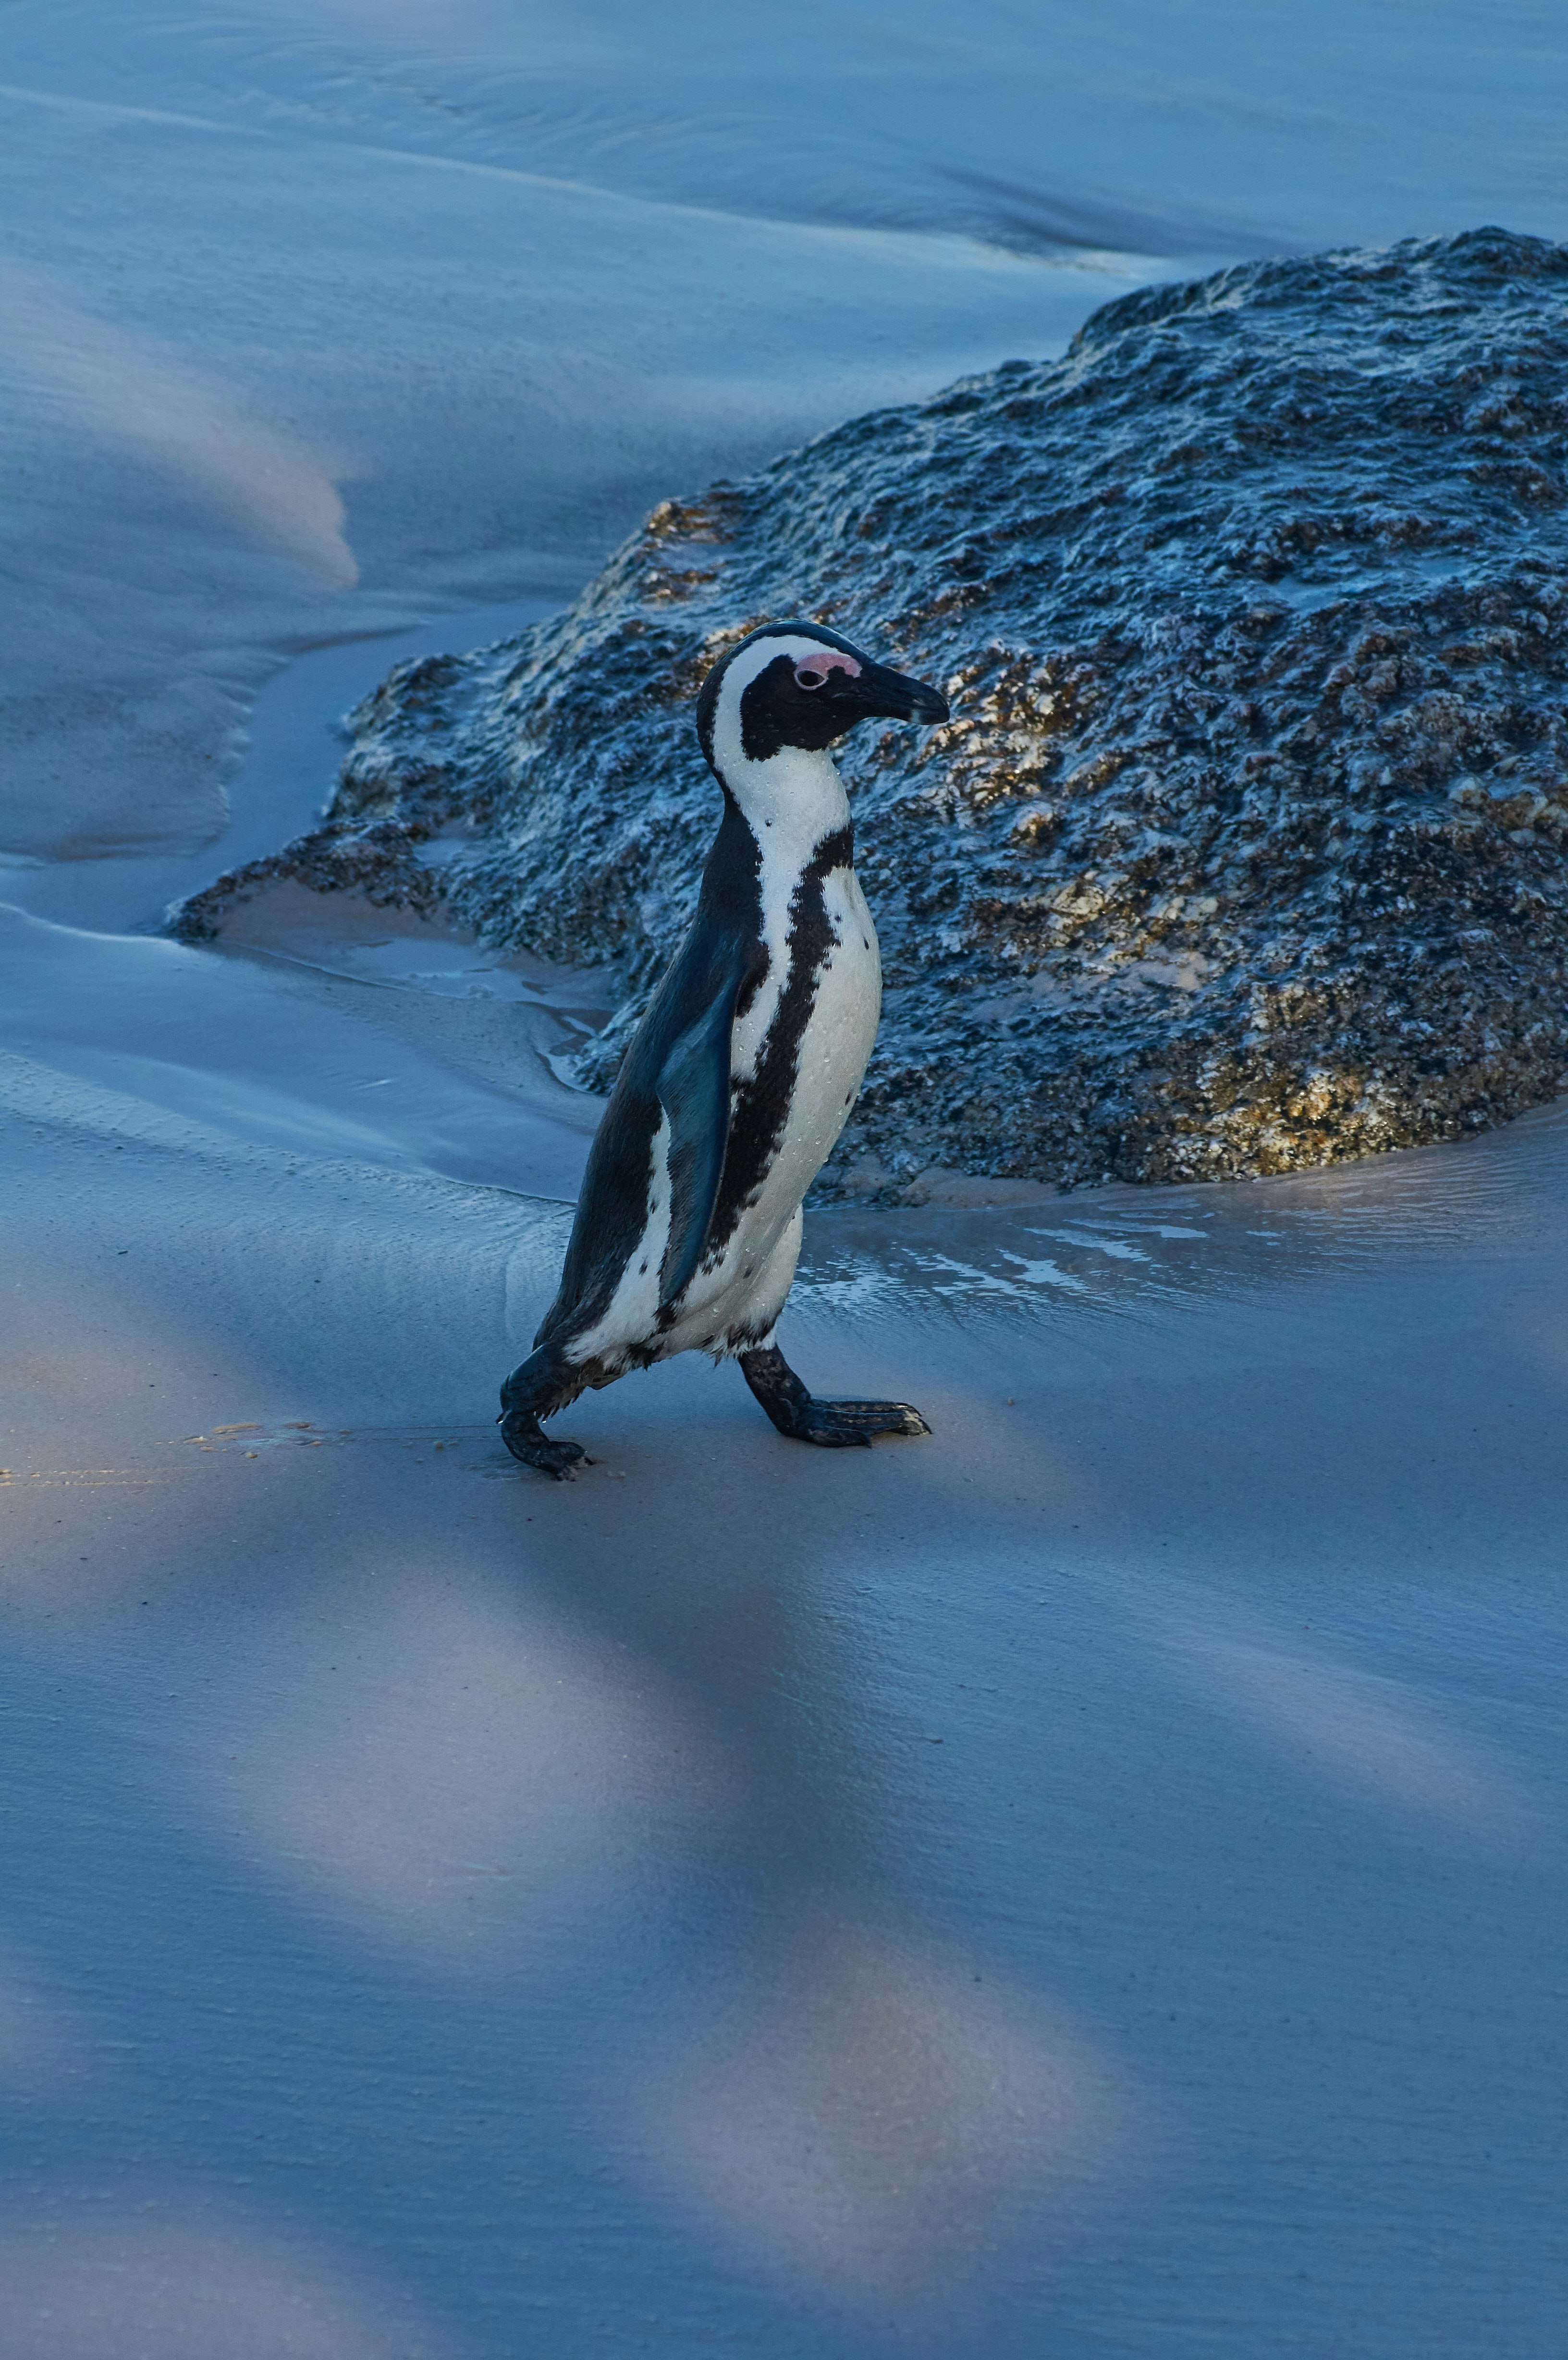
left=795, top=666, right=827, bottom=690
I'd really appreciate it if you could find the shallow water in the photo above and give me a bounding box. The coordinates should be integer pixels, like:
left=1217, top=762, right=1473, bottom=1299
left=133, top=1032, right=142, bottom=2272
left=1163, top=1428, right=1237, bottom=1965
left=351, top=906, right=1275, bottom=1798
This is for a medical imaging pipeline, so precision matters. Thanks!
left=3, top=7, right=1568, bottom=2357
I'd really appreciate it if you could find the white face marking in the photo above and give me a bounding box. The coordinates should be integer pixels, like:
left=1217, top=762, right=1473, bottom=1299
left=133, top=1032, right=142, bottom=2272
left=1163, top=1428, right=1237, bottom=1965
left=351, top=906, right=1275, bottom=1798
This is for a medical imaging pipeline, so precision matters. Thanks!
left=708, top=634, right=858, bottom=825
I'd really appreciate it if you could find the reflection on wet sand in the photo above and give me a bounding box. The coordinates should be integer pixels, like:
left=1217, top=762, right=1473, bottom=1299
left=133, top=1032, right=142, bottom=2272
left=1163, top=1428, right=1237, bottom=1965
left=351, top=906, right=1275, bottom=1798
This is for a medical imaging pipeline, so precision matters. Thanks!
left=226, top=1569, right=731, bottom=1954
left=634, top=1920, right=1129, bottom=2302
left=1170, top=1626, right=1530, bottom=1841
left=0, top=2211, right=450, bottom=2360
left=803, top=1088, right=1568, bottom=1332
left=6, top=1016, right=1562, bottom=2346
left=198, top=1511, right=1144, bottom=2309
left=531, top=1497, right=1141, bottom=2310
left=3, top=1067, right=1563, bottom=2351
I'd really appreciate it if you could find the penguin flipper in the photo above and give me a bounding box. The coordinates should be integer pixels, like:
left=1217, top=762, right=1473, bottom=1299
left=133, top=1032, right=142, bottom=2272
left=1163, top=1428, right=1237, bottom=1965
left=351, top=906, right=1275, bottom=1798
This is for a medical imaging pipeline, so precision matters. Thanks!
left=655, top=950, right=749, bottom=1311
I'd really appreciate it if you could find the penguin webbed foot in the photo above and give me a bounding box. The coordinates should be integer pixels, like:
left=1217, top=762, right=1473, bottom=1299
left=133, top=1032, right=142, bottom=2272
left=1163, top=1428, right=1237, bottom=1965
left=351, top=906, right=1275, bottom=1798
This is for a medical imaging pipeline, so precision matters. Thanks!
left=499, top=1344, right=588, bottom=1479
left=738, top=1344, right=931, bottom=1450
left=796, top=1399, right=931, bottom=1448
left=497, top=1411, right=587, bottom=1478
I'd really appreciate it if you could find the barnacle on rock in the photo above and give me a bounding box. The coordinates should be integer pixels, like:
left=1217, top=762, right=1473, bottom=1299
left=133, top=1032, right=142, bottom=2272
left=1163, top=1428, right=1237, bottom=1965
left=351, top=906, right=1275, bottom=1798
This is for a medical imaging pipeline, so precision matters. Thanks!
left=172, top=229, right=1568, bottom=1195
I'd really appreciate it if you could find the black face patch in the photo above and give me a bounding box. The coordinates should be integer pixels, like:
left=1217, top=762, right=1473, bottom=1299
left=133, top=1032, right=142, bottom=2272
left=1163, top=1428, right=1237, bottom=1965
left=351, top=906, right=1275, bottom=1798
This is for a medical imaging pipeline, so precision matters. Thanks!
left=738, top=654, right=865, bottom=761
left=693, top=623, right=946, bottom=775
left=694, top=623, right=944, bottom=778
left=695, top=619, right=872, bottom=769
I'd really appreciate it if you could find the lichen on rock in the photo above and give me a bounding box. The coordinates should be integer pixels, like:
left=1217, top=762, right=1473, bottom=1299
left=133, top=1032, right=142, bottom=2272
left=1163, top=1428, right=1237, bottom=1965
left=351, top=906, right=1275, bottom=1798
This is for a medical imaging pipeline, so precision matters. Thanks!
left=174, top=228, right=1568, bottom=1194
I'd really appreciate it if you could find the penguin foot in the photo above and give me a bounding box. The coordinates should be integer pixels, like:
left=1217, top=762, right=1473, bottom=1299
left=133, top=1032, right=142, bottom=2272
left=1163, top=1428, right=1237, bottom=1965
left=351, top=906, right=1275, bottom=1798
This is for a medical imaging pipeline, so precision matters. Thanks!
left=795, top=1399, right=932, bottom=1449
left=499, top=1340, right=591, bottom=1479
left=498, top=1410, right=586, bottom=1478
left=738, top=1344, right=931, bottom=1450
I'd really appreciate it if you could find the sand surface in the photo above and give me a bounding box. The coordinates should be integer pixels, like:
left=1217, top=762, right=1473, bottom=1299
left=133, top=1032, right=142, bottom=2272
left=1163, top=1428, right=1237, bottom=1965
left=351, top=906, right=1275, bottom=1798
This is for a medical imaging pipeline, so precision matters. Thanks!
left=3, top=6, right=1567, bottom=2354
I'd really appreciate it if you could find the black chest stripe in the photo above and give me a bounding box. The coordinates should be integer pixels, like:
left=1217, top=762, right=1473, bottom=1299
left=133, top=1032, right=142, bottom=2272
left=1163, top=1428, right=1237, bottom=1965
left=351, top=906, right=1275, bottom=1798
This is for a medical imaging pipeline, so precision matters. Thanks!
left=705, top=823, right=856, bottom=1257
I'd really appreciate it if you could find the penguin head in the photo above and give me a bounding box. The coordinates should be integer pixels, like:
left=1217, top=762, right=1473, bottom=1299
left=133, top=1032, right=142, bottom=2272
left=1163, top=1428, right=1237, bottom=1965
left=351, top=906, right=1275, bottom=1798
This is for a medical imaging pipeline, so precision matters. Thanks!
left=696, top=622, right=949, bottom=782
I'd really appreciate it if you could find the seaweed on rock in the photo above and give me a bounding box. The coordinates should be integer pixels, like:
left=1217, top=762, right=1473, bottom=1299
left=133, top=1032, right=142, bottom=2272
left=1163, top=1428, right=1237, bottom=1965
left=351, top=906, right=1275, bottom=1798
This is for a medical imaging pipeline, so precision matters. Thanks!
left=174, top=229, right=1568, bottom=1194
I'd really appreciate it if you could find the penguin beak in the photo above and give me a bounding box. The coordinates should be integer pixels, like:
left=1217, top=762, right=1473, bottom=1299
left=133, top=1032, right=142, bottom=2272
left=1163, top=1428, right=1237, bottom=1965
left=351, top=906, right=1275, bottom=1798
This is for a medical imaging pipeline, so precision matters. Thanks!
left=832, top=659, right=950, bottom=726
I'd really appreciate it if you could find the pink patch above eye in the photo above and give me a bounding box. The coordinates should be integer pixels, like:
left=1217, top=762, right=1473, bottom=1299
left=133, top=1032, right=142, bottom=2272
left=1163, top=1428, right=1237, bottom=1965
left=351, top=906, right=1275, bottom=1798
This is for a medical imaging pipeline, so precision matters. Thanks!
left=793, top=650, right=860, bottom=689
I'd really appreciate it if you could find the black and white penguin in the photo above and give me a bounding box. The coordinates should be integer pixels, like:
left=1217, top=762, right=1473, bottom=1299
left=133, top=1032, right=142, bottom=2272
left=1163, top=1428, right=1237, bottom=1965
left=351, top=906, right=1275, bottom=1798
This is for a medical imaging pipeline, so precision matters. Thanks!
left=498, top=620, right=950, bottom=1476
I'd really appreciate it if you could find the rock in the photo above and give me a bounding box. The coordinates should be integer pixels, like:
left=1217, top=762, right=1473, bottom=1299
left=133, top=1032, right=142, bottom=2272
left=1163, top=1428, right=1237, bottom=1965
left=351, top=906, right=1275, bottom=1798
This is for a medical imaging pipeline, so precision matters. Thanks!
left=174, top=228, right=1568, bottom=1194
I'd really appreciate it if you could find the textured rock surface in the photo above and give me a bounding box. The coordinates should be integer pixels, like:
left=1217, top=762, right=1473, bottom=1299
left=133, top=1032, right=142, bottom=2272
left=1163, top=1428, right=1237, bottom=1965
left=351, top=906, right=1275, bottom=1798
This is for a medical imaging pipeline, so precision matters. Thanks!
left=177, top=229, right=1568, bottom=1193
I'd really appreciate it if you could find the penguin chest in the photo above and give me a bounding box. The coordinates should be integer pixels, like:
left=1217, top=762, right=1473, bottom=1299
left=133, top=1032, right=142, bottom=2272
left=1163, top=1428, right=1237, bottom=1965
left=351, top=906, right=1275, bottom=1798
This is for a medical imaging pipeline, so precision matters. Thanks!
left=657, top=868, right=874, bottom=1356
left=715, top=858, right=880, bottom=1270
left=756, top=862, right=881, bottom=1199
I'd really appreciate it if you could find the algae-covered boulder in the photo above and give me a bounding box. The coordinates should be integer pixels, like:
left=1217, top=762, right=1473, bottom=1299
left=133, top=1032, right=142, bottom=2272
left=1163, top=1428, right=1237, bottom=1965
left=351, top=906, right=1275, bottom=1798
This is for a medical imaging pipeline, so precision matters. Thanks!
left=178, top=229, right=1568, bottom=1192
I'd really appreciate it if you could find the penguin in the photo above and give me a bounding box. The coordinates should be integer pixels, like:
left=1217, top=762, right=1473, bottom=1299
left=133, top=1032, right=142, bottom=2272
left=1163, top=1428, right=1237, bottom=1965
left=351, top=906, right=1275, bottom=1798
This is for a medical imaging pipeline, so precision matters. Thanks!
left=498, top=620, right=950, bottom=1476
